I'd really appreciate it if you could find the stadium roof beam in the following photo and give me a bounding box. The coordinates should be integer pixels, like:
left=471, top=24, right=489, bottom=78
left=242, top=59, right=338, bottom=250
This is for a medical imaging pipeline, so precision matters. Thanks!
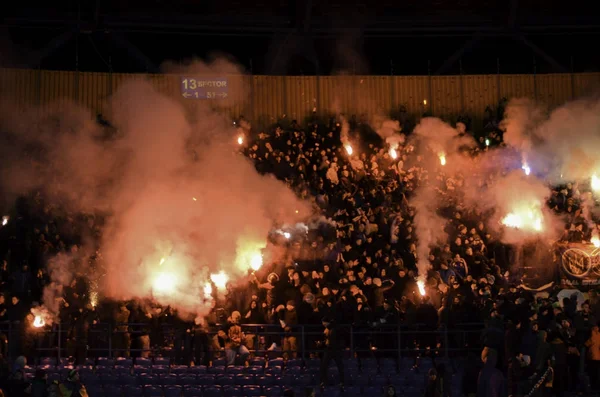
left=109, top=32, right=160, bottom=73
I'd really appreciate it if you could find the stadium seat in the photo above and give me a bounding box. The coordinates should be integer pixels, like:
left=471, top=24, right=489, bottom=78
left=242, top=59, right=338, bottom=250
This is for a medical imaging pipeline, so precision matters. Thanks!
left=226, top=365, right=244, bottom=374
left=286, top=358, right=303, bottom=368
left=217, top=375, right=235, bottom=386
left=133, top=365, right=148, bottom=375
left=269, top=358, right=284, bottom=367
left=114, top=366, right=131, bottom=376
left=362, top=386, right=381, bottom=395
left=250, top=357, right=265, bottom=367
left=203, top=386, right=222, bottom=397
left=264, top=386, right=282, bottom=396
left=118, top=375, right=137, bottom=386
left=187, top=365, right=207, bottom=374
left=197, top=374, right=216, bottom=386
left=122, top=385, right=143, bottom=396
left=182, top=386, right=203, bottom=397
left=235, top=374, right=255, bottom=385
left=83, top=373, right=101, bottom=385
left=293, top=374, right=312, bottom=387
left=115, top=358, right=133, bottom=367
left=143, top=385, right=163, bottom=397
left=97, top=357, right=115, bottom=367
left=243, top=385, right=262, bottom=396
left=164, top=385, right=182, bottom=397
left=247, top=365, right=264, bottom=375
left=322, top=386, right=341, bottom=397
left=209, top=365, right=226, bottom=374
left=256, top=374, right=275, bottom=386
left=161, top=374, right=179, bottom=385
left=86, top=386, right=104, bottom=397
left=103, top=385, right=122, bottom=396
left=212, top=358, right=226, bottom=367
left=100, top=373, right=118, bottom=385
left=265, top=365, right=282, bottom=375
left=136, top=357, right=151, bottom=366
left=223, top=385, right=242, bottom=396
left=151, top=365, right=169, bottom=375
left=95, top=366, right=113, bottom=375
left=40, top=357, right=57, bottom=367
left=84, top=357, right=96, bottom=366
left=361, top=358, right=378, bottom=370
left=345, top=386, right=361, bottom=396
left=305, top=359, right=320, bottom=368
left=171, top=365, right=188, bottom=375
left=285, top=366, right=303, bottom=375
left=370, top=374, right=389, bottom=387
left=179, top=375, right=198, bottom=386
left=348, top=373, right=369, bottom=387
left=154, top=357, right=171, bottom=366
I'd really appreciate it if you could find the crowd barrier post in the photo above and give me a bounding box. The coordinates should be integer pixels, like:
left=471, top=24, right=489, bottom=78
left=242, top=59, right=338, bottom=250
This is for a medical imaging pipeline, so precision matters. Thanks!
left=397, top=326, right=402, bottom=364
left=57, top=322, right=62, bottom=362
left=444, top=326, right=449, bottom=360
left=301, top=325, right=306, bottom=362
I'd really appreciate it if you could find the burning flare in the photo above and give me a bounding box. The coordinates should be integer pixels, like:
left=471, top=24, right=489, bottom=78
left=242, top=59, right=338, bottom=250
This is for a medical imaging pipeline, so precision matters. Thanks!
left=417, top=280, right=426, bottom=296
left=438, top=153, right=446, bottom=166
left=344, top=144, right=353, bottom=156
left=250, top=253, right=263, bottom=271
left=389, top=144, right=398, bottom=160
left=592, top=174, right=600, bottom=192
left=33, top=315, right=45, bottom=328
left=501, top=204, right=543, bottom=232
left=210, top=271, right=229, bottom=290
left=237, top=135, right=244, bottom=145
left=152, top=272, right=178, bottom=295
left=1, top=216, right=8, bottom=226
left=522, top=162, right=531, bottom=176
left=592, top=230, right=600, bottom=248
left=203, top=282, right=213, bottom=298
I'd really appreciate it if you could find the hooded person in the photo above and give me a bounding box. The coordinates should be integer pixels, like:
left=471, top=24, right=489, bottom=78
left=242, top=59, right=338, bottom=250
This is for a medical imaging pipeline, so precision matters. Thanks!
left=476, top=347, right=506, bottom=397
left=319, top=316, right=345, bottom=390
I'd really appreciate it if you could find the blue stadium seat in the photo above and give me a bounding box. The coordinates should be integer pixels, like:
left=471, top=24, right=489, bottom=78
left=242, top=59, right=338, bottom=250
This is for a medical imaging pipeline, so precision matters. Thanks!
left=197, top=374, right=216, bottom=386
left=136, top=357, right=152, bottom=367
left=264, top=386, right=282, bottom=396
left=203, top=386, right=222, bottom=397
left=95, top=366, right=113, bottom=375
left=286, top=359, right=303, bottom=368
left=154, top=357, right=171, bottom=366
left=226, top=365, right=245, bottom=374
left=100, top=373, right=118, bottom=385
left=151, top=365, right=169, bottom=375
left=243, top=385, right=262, bottom=396
left=209, top=365, right=226, bottom=374
left=265, top=366, right=282, bottom=375
left=235, top=374, right=255, bottom=386
left=84, top=358, right=96, bottom=366
left=269, top=358, right=284, bottom=367
left=212, top=358, right=227, bottom=367
left=305, top=359, right=320, bottom=368
left=133, top=365, right=148, bottom=375
left=285, top=366, right=303, bottom=375
left=223, top=385, right=242, bottom=396
left=179, top=375, right=198, bottom=386
left=115, top=358, right=133, bottom=367
left=217, top=375, right=235, bottom=386
left=345, top=386, right=361, bottom=396
left=247, top=365, right=264, bottom=375
left=97, top=357, right=115, bottom=367
left=370, top=374, right=389, bottom=387
left=118, top=375, right=137, bottom=386
left=293, top=374, right=312, bottom=387
left=250, top=357, right=265, bottom=367
left=281, top=374, right=294, bottom=386
left=171, top=365, right=188, bottom=375
left=164, top=385, right=182, bottom=397
left=161, top=374, right=178, bottom=385
left=83, top=373, right=101, bottom=385
left=103, top=385, right=122, bottom=396
left=187, top=365, right=207, bottom=375
left=362, top=386, right=381, bottom=395
left=256, top=375, right=275, bottom=386
left=122, top=385, right=143, bottom=397
left=114, top=366, right=131, bottom=377
left=86, top=386, right=104, bottom=397
left=348, top=373, right=369, bottom=387
left=344, top=358, right=359, bottom=370
left=323, top=386, right=341, bottom=397
left=143, top=385, right=163, bottom=397
left=182, top=386, right=203, bottom=397
left=59, top=357, right=74, bottom=366
left=361, top=358, right=378, bottom=369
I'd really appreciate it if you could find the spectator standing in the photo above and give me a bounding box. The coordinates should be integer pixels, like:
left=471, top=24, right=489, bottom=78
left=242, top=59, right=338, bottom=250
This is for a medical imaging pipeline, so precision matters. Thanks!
left=319, top=317, right=344, bottom=389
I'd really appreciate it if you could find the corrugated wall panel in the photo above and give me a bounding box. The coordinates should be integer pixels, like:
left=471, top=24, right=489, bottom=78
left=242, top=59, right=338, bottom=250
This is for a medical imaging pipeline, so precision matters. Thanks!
left=0, top=68, right=39, bottom=108
left=535, top=74, right=573, bottom=108
left=573, top=73, right=600, bottom=97
left=391, top=76, right=429, bottom=115
left=499, top=74, right=535, bottom=100
left=462, top=75, right=497, bottom=115
left=318, top=75, right=359, bottom=116
left=432, top=76, right=462, bottom=116
left=285, top=76, right=318, bottom=121
left=355, top=76, right=391, bottom=116
left=78, top=72, right=111, bottom=115
left=39, top=70, right=76, bottom=111
left=252, top=75, right=284, bottom=125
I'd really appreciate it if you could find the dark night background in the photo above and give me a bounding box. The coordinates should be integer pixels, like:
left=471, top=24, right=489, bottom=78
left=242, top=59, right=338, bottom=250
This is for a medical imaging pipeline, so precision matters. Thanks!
left=1, top=0, right=598, bottom=75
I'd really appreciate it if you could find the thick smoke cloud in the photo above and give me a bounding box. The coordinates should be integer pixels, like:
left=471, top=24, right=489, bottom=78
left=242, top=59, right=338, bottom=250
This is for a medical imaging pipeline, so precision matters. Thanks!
left=0, top=64, right=309, bottom=321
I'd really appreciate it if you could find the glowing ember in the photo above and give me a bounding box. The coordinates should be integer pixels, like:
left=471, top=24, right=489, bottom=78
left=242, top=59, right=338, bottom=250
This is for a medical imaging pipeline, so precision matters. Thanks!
left=501, top=206, right=543, bottom=232
left=237, top=135, right=244, bottom=145
left=522, top=163, right=531, bottom=176
left=1, top=216, right=8, bottom=226
left=283, top=232, right=291, bottom=239
left=423, top=99, right=427, bottom=105
left=192, top=197, right=197, bottom=201
left=389, top=147, right=398, bottom=159
left=210, top=271, right=229, bottom=290
left=485, top=138, right=490, bottom=146
left=592, top=236, right=600, bottom=248
left=203, top=282, right=212, bottom=298
left=417, top=280, right=426, bottom=296
left=439, top=153, right=446, bottom=166
left=159, top=257, right=165, bottom=266
left=90, top=291, right=98, bottom=307
left=592, top=174, right=600, bottom=192
left=344, top=144, right=353, bottom=156
left=33, top=315, right=45, bottom=328
left=250, top=253, right=263, bottom=271
left=152, top=272, right=177, bottom=295
left=295, top=210, right=299, bottom=214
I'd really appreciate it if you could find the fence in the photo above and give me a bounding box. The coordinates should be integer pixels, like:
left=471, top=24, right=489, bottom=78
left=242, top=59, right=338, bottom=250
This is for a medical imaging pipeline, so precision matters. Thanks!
left=0, top=321, right=484, bottom=364
left=2, top=68, right=600, bottom=127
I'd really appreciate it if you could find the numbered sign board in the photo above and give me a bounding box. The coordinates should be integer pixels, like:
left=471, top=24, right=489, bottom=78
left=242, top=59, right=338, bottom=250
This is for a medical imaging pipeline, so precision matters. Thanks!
left=180, top=77, right=228, bottom=99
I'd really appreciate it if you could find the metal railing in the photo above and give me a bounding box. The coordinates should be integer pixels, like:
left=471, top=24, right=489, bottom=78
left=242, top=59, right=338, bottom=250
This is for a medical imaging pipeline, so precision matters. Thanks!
left=0, top=321, right=485, bottom=364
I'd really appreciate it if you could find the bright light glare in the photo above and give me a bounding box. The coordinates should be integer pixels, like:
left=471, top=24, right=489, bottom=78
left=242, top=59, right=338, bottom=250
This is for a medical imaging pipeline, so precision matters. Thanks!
left=33, top=315, right=45, bottom=328
left=159, top=257, right=165, bottom=266
left=203, top=282, right=212, bottom=298
left=344, top=144, right=353, bottom=156
left=423, top=99, right=427, bottom=105
left=592, top=174, right=600, bottom=192
left=237, top=136, right=244, bottom=145
left=152, top=272, right=177, bottom=294
left=250, top=253, right=263, bottom=271
left=592, top=236, right=600, bottom=248
left=283, top=232, right=291, bottom=239
left=1, top=216, right=8, bottom=226
left=417, top=280, right=426, bottom=296
left=502, top=207, right=543, bottom=232
left=439, top=153, right=446, bottom=166
left=522, top=163, right=531, bottom=176
left=389, top=147, right=398, bottom=159
left=485, top=139, right=490, bottom=146
left=210, top=271, right=229, bottom=290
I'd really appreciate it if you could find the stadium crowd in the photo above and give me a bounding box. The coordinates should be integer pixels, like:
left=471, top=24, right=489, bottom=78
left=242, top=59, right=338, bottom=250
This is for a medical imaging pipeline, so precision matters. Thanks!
left=0, top=105, right=599, bottom=397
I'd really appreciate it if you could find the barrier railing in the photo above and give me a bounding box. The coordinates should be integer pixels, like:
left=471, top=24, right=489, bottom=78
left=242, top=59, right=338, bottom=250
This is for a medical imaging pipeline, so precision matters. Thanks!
left=0, top=321, right=485, bottom=364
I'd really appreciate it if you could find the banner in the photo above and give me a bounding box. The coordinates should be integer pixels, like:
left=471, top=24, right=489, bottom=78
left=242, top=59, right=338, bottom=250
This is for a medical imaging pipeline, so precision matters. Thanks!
left=557, top=242, right=600, bottom=287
